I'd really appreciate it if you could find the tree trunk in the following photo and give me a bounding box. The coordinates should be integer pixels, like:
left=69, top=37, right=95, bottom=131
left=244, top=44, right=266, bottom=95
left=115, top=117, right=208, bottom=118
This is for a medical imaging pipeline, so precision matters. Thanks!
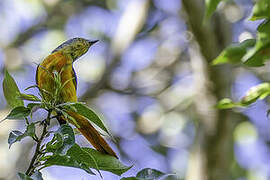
left=181, top=0, right=235, bottom=179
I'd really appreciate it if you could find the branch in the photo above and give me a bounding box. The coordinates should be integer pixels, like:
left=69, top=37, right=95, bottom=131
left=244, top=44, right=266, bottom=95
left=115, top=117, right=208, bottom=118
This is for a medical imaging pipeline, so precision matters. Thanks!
left=181, top=0, right=234, bottom=180
left=25, top=110, right=51, bottom=176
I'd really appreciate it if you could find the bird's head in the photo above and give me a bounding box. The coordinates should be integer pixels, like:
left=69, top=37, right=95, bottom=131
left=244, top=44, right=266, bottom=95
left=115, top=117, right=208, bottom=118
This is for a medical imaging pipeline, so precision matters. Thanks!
left=52, top=37, right=98, bottom=61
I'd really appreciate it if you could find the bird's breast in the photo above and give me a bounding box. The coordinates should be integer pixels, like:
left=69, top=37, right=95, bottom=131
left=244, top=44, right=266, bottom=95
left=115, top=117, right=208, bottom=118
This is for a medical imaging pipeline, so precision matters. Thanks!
left=37, top=51, right=77, bottom=103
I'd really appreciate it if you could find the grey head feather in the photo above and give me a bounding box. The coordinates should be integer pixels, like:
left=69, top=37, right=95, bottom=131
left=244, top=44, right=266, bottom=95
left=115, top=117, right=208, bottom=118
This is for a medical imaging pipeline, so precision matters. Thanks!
left=51, top=38, right=83, bottom=54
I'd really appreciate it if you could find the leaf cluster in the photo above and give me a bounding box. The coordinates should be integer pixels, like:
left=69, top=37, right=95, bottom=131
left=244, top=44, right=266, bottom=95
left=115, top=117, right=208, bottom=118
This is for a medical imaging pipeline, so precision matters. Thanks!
left=206, top=0, right=270, bottom=110
left=2, top=70, right=176, bottom=179
left=210, top=0, right=270, bottom=67
left=2, top=70, right=132, bottom=179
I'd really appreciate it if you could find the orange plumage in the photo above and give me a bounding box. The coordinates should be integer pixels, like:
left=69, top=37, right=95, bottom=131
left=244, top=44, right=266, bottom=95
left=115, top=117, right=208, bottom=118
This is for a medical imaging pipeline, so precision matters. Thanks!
left=36, top=38, right=117, bottom=158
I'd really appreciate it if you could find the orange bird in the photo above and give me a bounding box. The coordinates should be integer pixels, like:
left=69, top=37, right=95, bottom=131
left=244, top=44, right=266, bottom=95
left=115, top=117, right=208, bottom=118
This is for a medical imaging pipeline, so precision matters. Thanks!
left=36, top=37, right=117, bottom=158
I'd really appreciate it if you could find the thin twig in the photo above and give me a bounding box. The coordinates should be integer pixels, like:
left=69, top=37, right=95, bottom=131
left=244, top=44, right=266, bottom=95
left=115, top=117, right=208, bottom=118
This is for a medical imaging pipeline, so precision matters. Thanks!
left=25, top=110, right=51, bottom=176
left=25, top=117, right=30, bottom=125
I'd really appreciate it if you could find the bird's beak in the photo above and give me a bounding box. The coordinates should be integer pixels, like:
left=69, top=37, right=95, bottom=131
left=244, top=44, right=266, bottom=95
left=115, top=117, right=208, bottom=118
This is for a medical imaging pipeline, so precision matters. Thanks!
left=88, top=40, right=99, bottom=45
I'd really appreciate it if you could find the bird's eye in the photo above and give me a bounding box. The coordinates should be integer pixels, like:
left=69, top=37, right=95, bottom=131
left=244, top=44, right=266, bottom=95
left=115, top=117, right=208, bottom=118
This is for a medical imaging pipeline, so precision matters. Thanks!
left=77, top=44, right=82, bottom=48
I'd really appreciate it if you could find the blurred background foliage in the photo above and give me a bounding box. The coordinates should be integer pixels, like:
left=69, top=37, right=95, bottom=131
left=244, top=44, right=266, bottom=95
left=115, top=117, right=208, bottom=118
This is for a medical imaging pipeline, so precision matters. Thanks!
left=0, top=0, right=269, bottom=179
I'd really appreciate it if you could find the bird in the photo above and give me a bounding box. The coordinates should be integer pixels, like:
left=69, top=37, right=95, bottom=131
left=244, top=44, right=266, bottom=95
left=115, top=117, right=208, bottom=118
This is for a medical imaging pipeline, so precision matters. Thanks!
left=36, top=37, right=118, bottom=158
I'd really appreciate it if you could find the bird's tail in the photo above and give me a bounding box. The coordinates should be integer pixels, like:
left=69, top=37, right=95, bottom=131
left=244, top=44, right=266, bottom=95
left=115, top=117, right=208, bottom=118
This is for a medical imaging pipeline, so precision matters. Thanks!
left=58, top=111, right=118, bottom=158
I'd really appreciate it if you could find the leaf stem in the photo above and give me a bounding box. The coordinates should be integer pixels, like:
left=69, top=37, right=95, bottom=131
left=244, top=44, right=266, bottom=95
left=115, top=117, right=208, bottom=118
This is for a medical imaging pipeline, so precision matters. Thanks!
left=25, top=110, right=52, bottom=176
left=25, top=117, right=29, bottom=125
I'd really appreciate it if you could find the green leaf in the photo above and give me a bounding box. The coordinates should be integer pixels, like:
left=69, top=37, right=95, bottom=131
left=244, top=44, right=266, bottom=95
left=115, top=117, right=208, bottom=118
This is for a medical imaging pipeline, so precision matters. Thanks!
left=242, top=49, right=266, bottom=66
left=26, top=123, right=36, bottom=138
left=205, top=0, right=222, bottom=19
left=18, top=172, right=33, bottom=180
left=46, top=124, right=75, bottom=155
left=250, top=0, right=270, bottom=21
left=241, top=83, right=270, bottom=105
left=57, top=124, right=75, bottom=153
left=80, top=146, right=132, bottom=175
left=212, top=39, right=256, bottom=65
left=69, top=103, right=110, bottom=135
left=136, top=168, right=165, bottom=179
left=243, top=20, right=270, bottom=66
left=216, top=98, right=241, bottom=109
left=44, top=144, right=131, bottom=176
left=27, top=103, right=41, bottom=110
left=46, top=133, right=63, bottom=153
left=42, top=154, right=95, bottom=175
left=65, top=144, right=100, bottom=174
left=8, top=130, right=24, bottom=148
left=18, top=93, right=41, bottom=102
left=3, top=70, right=24, bottom=108
left=8, top=123, right=36, bottom=148
left=55, top=124, right=75, bottom=154
left=217, top=83, right=270, bottom=109
left=4, top=106, right=31, bottom=120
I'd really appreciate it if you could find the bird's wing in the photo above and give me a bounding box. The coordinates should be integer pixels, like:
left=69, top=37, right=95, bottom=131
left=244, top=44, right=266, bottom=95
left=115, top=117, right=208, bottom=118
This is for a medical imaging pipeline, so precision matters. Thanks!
left=72, top=67, right=77, bottom=91
left=35, top=64, right=40, bottom=85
